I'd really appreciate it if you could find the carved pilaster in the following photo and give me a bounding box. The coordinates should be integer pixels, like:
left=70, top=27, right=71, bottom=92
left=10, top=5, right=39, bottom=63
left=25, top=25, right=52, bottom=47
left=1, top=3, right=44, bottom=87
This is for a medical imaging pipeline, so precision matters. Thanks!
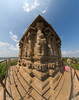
left=34, top=22, right=46, bottom=57
left=36, top=22, right=45, bottom=31
left=52, top=37, right=57, bottom=56
left=48, top=37, right=54, bottom=56
left=19, top=41, right=23, bottom=58
left=56, top=40, right=61, bottom=57
left=25, top=32, right=33, bottom=57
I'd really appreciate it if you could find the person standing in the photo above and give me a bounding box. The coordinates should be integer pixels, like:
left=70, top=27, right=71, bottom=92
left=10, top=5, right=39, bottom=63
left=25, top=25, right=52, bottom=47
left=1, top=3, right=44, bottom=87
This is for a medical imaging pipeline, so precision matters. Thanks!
left=62, top=59, right=68, bottom=72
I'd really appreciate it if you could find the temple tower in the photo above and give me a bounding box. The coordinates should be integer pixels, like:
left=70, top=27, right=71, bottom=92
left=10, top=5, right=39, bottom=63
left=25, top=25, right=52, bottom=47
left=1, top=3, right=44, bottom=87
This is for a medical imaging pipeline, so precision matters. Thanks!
left=18, top=15, right=63, bottom=100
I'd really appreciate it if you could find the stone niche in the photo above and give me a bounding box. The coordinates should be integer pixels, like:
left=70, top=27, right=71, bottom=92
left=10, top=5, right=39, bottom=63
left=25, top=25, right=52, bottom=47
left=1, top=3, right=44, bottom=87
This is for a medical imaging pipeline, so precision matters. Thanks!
left=17, top=15, right=63, bottom=99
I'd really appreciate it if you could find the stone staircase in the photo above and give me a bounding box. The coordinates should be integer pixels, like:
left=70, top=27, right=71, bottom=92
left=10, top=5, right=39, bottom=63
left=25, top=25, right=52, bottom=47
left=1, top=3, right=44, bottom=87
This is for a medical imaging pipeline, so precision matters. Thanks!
left=5, top=66, right=33, bottom=100
left=4, top=65, right=72, bottom=100
left=55, top=67, right=71, bottom=100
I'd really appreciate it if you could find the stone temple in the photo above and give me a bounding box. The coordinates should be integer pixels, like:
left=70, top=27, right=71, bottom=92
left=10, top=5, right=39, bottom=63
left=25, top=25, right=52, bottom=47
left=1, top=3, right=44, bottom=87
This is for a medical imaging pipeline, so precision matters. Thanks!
left=0, top=15, right=77, bottom=100
left=17, top=15, right=65, bottom=100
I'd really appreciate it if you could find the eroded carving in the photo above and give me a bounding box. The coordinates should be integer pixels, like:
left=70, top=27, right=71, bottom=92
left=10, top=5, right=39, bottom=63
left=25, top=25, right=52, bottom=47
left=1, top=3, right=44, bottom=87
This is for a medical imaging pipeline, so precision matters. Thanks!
left=17, top=15, right=64, bottom=100
left=18, top=16, right=62, bottom=72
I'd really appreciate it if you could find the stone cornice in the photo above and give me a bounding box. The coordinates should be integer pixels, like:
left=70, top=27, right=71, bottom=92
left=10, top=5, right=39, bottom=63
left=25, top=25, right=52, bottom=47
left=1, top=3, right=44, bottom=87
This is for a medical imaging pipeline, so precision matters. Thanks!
left=20, top=26, right=35, bottom=42
left=20, top=15, right=61, bottom=42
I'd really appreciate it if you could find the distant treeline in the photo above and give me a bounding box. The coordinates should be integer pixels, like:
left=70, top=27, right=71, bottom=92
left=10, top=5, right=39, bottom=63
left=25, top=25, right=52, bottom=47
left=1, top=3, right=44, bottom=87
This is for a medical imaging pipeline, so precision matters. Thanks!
left=0, top=60, right=17, bottom=80
left=0, top=57, right=18, bottom=60
left=62, top=57, right=79, bottom=70
left=62, top=57, right=79, bottom=60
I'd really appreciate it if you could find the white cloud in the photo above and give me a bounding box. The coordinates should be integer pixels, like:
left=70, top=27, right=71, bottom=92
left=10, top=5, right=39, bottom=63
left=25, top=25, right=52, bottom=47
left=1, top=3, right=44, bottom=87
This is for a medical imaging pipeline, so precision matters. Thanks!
left=10, top=31, right=19, bottom=42
left=0, top=42, right=9, bottom=47
left=62, top=50, right=79, bottom=57
left=76, top=50, right=79, bottom=53
left=0, top=41, right=19, bottom=57
left=9, top=43, right=19, bottom=51
left=23, top=0, right=39, bottom=12
left=31, top=0, right=39, bottom=10
left=0, top=50, right=18, bottom=57
left=62, top=51, right=68, bottom=55
left=23, top=3, right=30, bottom=12
left=41, top=10, right=47, bottom=13
left=23, top=0, right=53, bottom=14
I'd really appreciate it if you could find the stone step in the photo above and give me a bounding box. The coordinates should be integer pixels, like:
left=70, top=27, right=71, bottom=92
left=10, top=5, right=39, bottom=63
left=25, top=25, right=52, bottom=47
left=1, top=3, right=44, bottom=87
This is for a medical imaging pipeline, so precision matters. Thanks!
left=55, top=67, right=71, bottom=100
left=16, top=66, right=50, bottom=100
left=23, top=94, right=34, bottom=100
left=5, top=77, right=10, bottom=100
left=8, top=66, right=21, bottom=100
left=6, top=65, right=35, bottom=100
left=6, top=66, right=14, bottom=100
left=53, top=73, right=62, bottom=90
left=43, top=89, right=51, bottom=100
left=15, top=66, right=35, bottom=99
left=16, top=67, right=31, bottom=91
left=30, top=89, right=43, bottom=100
left=13, top=66, right=27, bottom=99
left=4, top=65, right=72, bottom=100
left=54, top=72, right=65, bottom=98
left=19, top=67, right=32, bottom=84
left=53, top=72, right=61, bottom=84
left=22, top=67, right=32, bottom=75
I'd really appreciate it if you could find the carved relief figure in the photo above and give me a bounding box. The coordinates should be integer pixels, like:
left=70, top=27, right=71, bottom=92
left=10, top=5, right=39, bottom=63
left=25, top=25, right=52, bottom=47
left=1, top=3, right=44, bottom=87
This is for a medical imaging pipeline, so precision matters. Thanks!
left=34, top=22, right=46, bottom=56
left=37, top=30, right=46, bottom=55
left=18, top=15, right=62, bottom=72
left=19, top=41, right=23, bottom=58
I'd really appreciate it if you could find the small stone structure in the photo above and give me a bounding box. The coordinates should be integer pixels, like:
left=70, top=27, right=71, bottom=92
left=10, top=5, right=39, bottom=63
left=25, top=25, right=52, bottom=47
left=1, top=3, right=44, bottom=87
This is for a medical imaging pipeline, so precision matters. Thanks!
left=17, top=15, right=63, bottom=99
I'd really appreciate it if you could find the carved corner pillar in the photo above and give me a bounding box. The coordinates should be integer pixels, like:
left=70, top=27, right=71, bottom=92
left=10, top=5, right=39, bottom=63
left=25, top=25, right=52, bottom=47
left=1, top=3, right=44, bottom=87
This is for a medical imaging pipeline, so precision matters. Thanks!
left=52, top=37, right=57, bottom=57
left=23, top=36, right=27, bottom=57
left=47, top=37, right=53, bottom=56
left=26, top=32, right=33, bottom=58
left=19, top=46, right=21, bottom=59
left=49, top=77, right=55, bottom=100
left=56, top=40, right=61, bottom=58
left=19, top=42, right=23, bottom=59
left=34, top=22, right=46, bottom=57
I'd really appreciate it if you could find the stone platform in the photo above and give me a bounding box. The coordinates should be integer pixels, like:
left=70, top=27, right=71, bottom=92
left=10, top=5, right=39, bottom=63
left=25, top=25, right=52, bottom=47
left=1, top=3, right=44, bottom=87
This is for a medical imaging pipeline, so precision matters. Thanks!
left=1, top=65, right=71, bottom=100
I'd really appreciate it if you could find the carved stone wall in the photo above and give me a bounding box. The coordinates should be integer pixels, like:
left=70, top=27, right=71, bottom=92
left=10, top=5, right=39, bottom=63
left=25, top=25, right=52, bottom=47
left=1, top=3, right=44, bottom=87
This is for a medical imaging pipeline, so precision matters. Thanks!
left=18, top=20, right=62, bottom=70
left=17, top=15, right=63, bottom=100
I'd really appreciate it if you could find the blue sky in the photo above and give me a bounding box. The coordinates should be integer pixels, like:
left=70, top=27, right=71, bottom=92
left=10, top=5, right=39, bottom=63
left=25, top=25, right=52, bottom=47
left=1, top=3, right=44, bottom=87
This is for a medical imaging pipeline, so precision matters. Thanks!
left=0, top=0, right=79, bottom=57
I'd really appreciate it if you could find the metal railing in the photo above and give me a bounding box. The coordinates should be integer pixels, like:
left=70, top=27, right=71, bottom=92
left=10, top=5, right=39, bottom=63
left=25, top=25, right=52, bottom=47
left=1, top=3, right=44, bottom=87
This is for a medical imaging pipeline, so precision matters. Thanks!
left=68, top=59, right=79, bottom=100
left=0, top=58, right=47, bottom=100
left=0, top=58, right=17, bottom=100
left=1, top=58, right=78, bottom=100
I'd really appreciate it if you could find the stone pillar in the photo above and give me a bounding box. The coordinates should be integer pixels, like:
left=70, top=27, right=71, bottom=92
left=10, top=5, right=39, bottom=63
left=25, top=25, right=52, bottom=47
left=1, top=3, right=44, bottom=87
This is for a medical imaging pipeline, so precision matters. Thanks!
left=19, top=47, right=21, bottom=58
left=52, top=37, right=56, bottom=56
left=19, top=43, right=23, bottom=59
left=35, top=22, right=46, bottom=57
left=50, top=79, right=55, bottom=100
left=24, top=36, right=27, bottom=57
left=58, top=45, right=61, bottom=57
left=56, top=40, right=61, bottom=58
left=28, top=38, right=32, bottom=57
left=48, top=37, right=53, bottom=56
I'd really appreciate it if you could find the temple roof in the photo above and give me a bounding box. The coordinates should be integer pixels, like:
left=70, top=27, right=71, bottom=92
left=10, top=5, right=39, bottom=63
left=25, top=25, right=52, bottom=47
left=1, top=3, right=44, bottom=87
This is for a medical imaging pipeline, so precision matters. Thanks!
left=20, top=15, right=61, bottom=42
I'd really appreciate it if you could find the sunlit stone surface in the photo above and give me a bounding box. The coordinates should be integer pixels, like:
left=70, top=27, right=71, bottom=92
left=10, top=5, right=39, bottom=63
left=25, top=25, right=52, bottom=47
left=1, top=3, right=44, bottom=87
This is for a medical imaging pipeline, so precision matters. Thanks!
left=17, top=15, right=65, bottom=100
